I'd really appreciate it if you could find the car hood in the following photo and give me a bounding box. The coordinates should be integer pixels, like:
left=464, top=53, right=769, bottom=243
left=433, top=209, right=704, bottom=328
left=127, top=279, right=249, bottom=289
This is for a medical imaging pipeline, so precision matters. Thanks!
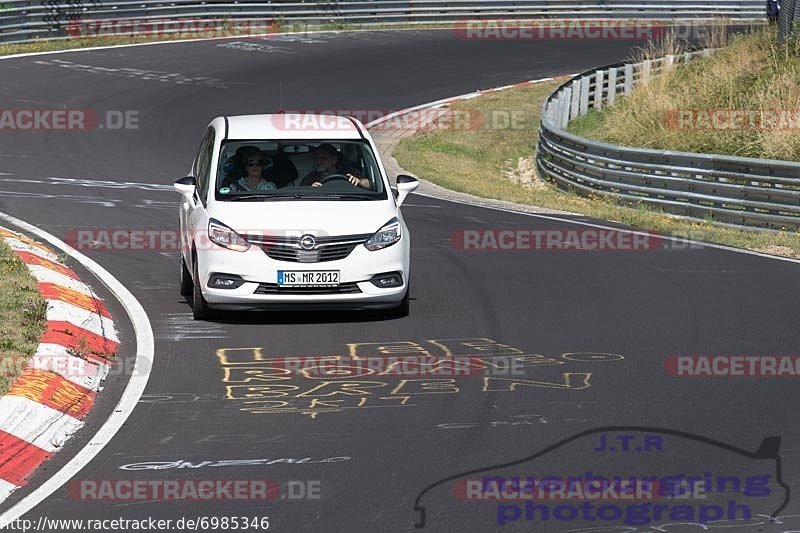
left=208, top=199, right=398, bottom=237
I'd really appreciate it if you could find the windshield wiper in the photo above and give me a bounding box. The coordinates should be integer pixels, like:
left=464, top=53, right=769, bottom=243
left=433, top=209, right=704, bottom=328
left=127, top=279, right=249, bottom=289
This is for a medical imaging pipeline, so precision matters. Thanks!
left=228, top=193, right=305, bottom=201
left=320, top=194, right=375, bottom=200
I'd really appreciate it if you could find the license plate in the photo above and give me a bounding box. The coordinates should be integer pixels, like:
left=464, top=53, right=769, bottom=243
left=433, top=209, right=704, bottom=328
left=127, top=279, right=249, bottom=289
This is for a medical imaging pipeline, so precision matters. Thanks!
left=277, top=270, right=340, bottom=287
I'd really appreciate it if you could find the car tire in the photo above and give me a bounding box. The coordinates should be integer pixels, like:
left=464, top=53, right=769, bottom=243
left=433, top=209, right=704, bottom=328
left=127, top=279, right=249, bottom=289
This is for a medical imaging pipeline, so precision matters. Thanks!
left=393, top=283, right=410, bottom=318
left=180, top=256, right=193, bottom=297
left=191, top=256, right=214, bottom=321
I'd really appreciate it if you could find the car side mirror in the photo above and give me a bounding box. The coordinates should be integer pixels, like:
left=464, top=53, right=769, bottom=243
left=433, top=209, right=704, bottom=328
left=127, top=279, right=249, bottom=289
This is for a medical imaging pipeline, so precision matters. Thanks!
left=174, top=176, right=196, bottom=200
left=395, top=174, right=419, bottom=207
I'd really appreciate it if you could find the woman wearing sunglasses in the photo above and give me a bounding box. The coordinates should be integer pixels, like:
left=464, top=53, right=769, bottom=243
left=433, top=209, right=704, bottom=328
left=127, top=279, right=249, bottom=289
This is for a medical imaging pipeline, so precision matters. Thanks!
left=230, top=151, right=277, bottom=192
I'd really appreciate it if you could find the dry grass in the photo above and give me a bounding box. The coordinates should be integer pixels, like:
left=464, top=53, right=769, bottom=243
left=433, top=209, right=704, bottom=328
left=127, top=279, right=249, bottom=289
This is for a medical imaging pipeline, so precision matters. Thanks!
left=0, top=239, right=47, bottom=393
left=394, top=75, right=800, bottom=258
left=395, top=81, right=562, bottom=198
left=569, top=26, right=800, bottom=160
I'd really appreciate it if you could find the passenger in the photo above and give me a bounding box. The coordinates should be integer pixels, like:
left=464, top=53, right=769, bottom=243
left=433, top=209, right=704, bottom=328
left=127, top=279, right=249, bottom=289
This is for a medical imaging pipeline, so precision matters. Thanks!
left=300, top=143, right=371, bottom=189
left=230, top=152, right=277, bottom=192
left=221, top=145, right=261, bottom=187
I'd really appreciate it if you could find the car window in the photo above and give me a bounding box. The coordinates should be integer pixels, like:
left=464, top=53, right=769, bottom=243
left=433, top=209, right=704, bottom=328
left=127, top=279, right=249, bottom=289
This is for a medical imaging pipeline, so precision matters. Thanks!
left=214, top=140, right=387, bottom=201
left=195, top=127, right=215, bottom=204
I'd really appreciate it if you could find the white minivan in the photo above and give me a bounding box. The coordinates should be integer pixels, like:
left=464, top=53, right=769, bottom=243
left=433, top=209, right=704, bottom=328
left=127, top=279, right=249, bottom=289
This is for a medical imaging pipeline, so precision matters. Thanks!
left=174, top=114, right=419, bottom=320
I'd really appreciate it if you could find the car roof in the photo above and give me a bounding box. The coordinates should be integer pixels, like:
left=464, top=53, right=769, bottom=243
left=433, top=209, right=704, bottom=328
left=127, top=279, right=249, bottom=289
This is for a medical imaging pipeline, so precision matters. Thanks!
left=224, top=114, right=365, bottom=141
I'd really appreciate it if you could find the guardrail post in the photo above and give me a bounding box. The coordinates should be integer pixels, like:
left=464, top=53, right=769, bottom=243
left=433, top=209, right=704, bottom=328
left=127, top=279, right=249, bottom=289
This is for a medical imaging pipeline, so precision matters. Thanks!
left=607, top=67, right=617, bottom=106
left=623, top=64, right=633, bottom=96
left=546, top=100, right=555, bottom=124
left=555, top=96, right=569, bottom=128
left=561, top=87, right=572, bottom=128
left=663, top=54, right=674, bottom=71
left=570, top=80, right=580, bottom=120
left=642, top=59, right=652, bottom=83
left=594, top=70, right=604, bottom=110
left=579, top=76, right=591, bottom=116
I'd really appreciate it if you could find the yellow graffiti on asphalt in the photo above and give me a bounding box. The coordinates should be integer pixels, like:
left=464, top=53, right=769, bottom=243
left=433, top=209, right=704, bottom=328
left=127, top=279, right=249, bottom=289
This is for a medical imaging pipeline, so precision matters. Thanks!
left=217, top=338, right=623, bottom=418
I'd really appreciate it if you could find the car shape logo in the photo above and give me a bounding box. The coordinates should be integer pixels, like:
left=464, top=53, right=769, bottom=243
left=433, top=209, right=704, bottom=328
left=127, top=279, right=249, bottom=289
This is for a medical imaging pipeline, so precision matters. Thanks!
left=412, top=426, right=790, bottom=531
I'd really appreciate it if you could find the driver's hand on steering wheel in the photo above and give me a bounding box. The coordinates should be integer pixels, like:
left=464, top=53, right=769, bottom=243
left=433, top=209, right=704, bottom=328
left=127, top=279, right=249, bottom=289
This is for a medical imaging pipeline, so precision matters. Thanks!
left=346, top=173, right=370, bottom=189
left=311, top=174, right=370, bottom=188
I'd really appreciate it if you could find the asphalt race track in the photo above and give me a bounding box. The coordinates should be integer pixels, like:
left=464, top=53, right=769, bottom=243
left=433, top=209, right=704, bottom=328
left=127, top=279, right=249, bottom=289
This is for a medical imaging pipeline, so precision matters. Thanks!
left=1, top=29, right=799, bottom=532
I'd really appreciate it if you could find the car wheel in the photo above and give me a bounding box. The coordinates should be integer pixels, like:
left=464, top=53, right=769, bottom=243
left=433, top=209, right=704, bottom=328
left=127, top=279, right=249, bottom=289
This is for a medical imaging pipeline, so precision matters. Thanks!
left=191, top=256, right=214, bottom=321
left=180, top=256, right=193, bottom=297
left=394, top=283, right=410, bottom=318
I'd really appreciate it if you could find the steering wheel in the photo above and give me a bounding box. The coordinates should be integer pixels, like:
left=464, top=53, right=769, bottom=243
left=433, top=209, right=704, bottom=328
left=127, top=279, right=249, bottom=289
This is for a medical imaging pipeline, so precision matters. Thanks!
left=319, top=174, right=352, bottom=185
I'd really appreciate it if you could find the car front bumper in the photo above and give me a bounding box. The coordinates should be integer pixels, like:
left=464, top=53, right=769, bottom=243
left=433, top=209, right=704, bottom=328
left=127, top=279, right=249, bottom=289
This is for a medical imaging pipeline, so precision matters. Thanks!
left=197, top=238, right=409, bottom=310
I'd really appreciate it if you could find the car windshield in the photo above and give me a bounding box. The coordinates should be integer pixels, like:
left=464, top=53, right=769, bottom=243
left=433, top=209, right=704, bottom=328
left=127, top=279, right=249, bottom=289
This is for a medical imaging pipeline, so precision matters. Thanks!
left=214, top=140, right=387, bottom=201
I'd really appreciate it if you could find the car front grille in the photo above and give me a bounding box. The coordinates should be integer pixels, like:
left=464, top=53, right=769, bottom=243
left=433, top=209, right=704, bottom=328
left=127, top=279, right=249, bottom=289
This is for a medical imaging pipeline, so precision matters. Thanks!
left=243, top=233, right=372, bottom=264
left=254, top=282, right=362, bottom=295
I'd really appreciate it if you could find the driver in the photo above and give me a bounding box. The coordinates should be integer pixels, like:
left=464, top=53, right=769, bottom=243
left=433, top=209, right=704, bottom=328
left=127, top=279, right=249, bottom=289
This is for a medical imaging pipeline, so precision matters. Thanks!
left=300, top=143, right=371, bottom=189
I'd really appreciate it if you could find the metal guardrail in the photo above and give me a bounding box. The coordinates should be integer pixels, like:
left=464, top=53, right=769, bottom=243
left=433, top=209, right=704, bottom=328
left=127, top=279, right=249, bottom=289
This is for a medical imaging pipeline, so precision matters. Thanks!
left=779, top=0, right=800, bottom=40
left=536, top=51, right=800, bottom=231
left=0, top=1, right=767, bottom=44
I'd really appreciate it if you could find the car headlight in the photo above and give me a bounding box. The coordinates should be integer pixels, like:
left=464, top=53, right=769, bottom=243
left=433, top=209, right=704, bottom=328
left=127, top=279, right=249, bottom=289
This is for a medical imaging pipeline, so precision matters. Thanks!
left=208, top=218, right=250, bottom=252
left=365, top=217, right=401, bottom=251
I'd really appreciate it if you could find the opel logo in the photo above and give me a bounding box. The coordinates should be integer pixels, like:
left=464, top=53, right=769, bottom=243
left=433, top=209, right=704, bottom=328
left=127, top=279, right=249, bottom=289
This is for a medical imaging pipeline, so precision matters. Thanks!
left=300, top=234, right=316, bottom=250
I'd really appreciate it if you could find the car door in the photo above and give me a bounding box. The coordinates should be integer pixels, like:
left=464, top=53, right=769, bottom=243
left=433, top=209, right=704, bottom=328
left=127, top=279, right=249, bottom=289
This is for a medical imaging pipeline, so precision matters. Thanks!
left=181, top=126, right=215, bottom=267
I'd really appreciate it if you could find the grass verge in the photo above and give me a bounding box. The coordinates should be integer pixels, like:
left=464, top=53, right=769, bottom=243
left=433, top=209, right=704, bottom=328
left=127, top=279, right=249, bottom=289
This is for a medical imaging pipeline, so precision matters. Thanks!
left=568, top=26, right=800, bottom=160
left=393, top=78, right=800, bottom=258
left=0, top=239, right=47, bottom=393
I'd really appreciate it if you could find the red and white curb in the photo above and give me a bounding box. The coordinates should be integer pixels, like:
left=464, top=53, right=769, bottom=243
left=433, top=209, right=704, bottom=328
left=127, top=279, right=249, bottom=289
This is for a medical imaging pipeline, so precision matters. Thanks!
left=0, top=226, right=118, bottom=502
